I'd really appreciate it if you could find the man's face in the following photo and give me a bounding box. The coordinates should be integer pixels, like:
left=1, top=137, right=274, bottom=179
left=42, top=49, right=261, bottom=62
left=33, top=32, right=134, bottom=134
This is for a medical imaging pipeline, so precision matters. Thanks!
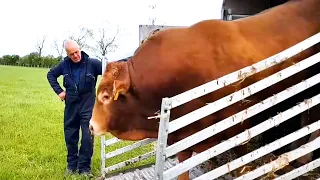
left=67, top=47, right=81, bottom=63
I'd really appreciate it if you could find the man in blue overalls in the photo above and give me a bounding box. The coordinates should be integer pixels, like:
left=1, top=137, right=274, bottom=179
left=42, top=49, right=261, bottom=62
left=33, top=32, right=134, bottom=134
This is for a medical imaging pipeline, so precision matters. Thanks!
left=47, top=40, right=102, bottom=178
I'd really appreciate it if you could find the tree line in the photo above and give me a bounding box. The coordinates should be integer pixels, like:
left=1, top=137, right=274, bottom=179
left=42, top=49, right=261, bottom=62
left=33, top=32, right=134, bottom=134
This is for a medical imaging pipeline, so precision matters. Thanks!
left=0, top=23, right=119, bottom=68
left=0, top=53, right=61, bottom=68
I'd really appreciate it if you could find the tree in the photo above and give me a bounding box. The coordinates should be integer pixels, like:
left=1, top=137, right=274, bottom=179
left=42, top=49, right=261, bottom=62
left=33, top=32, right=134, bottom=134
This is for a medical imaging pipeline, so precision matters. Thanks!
left=20, top=52, right=40, bottom=67
left=68, top=26, right=94, bottom=50
left=0, top=55, right=19, bottom=65
left=35, top=35, right=47, bottom=58
left=42, top=55, right=60, bottom=67
left=94, top=26, right=119, bottom=60
left=52, top=39, right=66, bottom=60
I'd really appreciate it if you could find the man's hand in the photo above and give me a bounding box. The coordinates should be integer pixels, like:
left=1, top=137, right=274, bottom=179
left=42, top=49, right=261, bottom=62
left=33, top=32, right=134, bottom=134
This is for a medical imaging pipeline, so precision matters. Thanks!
left=58, top=91, right=66, bottom=101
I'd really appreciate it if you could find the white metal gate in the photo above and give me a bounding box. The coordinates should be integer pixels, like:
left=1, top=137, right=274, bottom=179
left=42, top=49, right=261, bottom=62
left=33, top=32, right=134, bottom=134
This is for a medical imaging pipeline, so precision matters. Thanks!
left=153, top=32, right=320, bottom=179
left=99, top=31, right=320, bottom=179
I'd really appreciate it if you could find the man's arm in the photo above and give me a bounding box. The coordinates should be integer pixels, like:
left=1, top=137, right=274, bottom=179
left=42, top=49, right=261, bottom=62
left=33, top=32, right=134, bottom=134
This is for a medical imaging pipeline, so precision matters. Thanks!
left=47, top=61, right=64, bottom=95
left=92, top=58, right=102, bottom=76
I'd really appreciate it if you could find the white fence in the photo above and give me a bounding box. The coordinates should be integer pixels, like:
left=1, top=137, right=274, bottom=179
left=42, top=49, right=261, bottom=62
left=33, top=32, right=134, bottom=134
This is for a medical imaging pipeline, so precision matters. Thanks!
left=99, top=57, right=158, bottom=176
left=99, top=32, right=320, bottom=179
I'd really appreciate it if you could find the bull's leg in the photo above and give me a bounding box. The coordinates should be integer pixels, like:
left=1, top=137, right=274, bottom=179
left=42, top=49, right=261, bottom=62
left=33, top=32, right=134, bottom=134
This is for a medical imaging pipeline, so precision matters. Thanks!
left=296, top=130, right=320, bottom=164
left=233, top=144, right=256, bottom=176
left=230, top=124, right=255, bottom=177
left=295, top=109, right=319, bottom=165
left=234, top=144, right=248, bottom=157
left=176, top=151, right=192, bottom=180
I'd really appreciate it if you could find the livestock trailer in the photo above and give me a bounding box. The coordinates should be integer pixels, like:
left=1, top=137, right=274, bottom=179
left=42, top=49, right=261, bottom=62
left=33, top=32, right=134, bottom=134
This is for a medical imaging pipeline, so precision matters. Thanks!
left=221, top=0, right=289, bottom=20
left=99, top=0, right=320, bottom=179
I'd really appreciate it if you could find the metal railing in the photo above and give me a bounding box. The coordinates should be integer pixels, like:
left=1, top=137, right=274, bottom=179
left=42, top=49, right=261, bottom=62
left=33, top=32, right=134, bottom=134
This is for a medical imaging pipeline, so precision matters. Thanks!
left=154, top=32, right=320, bottom=179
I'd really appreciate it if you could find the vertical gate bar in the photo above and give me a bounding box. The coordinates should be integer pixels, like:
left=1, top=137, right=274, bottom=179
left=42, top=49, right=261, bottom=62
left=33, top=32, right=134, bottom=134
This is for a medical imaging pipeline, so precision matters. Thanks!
left=155, top=98, right=172, bottom=180
left=101, top=136, right=106, bottom=176
left=100, top=56, right=108, bottom=176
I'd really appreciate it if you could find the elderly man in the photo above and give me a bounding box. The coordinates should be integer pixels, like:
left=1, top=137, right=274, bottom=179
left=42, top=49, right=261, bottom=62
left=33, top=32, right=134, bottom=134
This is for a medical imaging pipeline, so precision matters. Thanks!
left=47, top=40, right=102, bottom=177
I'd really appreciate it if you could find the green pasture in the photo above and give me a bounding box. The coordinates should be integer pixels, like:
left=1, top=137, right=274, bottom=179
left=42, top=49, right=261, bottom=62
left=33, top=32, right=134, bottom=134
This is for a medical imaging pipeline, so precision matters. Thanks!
left=0, top=65, right=155, bottom=180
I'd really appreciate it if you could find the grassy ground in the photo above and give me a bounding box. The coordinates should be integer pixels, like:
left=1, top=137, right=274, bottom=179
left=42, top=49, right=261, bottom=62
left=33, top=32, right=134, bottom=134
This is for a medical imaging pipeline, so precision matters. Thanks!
left=0, top=65, right=155, bottom=180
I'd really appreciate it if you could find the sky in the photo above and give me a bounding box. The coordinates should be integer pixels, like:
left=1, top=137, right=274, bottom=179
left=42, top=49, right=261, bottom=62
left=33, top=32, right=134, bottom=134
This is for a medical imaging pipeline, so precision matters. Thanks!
left=0, top=0, right=224, bottom=60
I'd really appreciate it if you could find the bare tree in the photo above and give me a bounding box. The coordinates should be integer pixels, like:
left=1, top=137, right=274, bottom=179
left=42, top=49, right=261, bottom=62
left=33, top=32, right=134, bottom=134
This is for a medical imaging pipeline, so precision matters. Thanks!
left=95, top=26, right=119, bottom=60
left=35, top=35, right=47, bottom=58
left=52, top=39, right=66, bottom=58
left=68, top=26, right=94, bottom=50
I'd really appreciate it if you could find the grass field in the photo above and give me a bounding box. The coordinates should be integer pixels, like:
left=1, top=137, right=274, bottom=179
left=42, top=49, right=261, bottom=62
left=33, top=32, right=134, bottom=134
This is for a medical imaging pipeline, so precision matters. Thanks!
left=0, top=65, right=155, bottom=180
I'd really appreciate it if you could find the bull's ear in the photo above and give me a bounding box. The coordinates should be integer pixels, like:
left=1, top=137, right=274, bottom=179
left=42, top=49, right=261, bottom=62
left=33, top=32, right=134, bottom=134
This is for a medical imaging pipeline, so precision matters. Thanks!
left=112, top=63, right=130, bottom=101
left=98, top=90, right=111, bottom=105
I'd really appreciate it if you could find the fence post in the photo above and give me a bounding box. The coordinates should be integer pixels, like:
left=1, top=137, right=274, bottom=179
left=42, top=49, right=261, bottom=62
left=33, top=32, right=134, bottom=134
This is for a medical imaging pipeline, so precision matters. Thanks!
left=101, top=135, right=106, bottom=176
left=155, top=97, right=172, bottom=180
left=100, top=56, right=108, bottom=177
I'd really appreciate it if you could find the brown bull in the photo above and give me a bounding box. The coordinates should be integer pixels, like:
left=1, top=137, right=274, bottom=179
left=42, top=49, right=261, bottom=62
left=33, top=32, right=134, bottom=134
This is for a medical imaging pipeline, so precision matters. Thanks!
left=90, top=0, right=320, bottom=179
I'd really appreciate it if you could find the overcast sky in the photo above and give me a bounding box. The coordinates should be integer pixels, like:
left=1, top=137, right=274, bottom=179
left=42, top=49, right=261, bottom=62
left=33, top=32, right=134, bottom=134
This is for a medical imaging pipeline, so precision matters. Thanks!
left=0, top=0, right=224, bottom=60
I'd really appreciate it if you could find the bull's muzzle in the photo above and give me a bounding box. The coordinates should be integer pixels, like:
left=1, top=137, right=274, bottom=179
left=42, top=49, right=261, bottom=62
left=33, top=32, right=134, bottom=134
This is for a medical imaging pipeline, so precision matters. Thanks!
left=89, top=119, right=98, bottom=136
left=89, top=118, right=105, bottom=136
left=89, top=123, right=94, bottom=136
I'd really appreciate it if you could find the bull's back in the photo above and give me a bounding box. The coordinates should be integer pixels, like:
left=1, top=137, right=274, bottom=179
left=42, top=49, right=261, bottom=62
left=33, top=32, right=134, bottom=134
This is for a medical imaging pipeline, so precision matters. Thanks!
left=186, top=0, right=320, bottom=99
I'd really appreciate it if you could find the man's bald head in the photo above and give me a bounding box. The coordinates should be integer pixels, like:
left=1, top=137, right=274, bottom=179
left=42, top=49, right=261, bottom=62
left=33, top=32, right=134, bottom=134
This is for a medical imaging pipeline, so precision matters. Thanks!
left=65, top=40, right=81, bottom=63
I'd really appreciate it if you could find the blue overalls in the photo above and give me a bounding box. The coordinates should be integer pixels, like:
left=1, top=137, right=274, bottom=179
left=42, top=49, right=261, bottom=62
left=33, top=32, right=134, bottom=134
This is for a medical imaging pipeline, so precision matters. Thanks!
left=47, top=51, right=102, bottom=173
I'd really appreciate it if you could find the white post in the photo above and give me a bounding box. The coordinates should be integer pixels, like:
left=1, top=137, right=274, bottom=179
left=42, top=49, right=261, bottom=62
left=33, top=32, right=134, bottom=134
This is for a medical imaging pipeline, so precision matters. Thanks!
left=100, top=56, right=108, bottom=176
left=155, top=98, right=172, bottom=180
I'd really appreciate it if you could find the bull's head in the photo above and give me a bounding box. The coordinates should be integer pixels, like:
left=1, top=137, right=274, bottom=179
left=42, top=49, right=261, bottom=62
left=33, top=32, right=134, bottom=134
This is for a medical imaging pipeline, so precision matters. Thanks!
left=89, top=60, right=159, bottom=140
left=89, top=60, right=130, bottom=135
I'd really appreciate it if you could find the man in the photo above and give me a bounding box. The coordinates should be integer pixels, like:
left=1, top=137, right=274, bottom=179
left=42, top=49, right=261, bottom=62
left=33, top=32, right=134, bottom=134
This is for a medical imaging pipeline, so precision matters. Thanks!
left=47, top=40, right=102, bottom=177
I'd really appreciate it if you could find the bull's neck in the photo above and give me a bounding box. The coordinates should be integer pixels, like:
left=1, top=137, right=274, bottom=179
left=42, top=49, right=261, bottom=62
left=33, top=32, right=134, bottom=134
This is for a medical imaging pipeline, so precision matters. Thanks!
left=127, top=57, right=162, bottom=106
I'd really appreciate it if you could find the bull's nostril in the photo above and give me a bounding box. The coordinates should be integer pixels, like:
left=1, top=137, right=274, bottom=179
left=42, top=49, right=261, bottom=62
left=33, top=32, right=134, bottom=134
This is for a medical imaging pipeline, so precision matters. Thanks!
left=89, top=124, right=94, bottom=134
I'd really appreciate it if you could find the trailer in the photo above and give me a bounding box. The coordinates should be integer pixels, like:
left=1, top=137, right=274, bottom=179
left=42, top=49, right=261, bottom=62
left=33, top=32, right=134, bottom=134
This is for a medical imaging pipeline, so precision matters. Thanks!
left=221, top=0, right=289, bottom=20
left=98, top=1, right=320, bottom=179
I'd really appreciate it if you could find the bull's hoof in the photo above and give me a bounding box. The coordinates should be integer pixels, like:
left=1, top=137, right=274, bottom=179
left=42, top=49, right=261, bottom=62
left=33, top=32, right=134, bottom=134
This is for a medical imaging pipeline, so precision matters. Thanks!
left=274, top=164, right=295, bottom=177
left=292, top=161, right=306, bottom=168
left=261, top=172, right=279, bottom=180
